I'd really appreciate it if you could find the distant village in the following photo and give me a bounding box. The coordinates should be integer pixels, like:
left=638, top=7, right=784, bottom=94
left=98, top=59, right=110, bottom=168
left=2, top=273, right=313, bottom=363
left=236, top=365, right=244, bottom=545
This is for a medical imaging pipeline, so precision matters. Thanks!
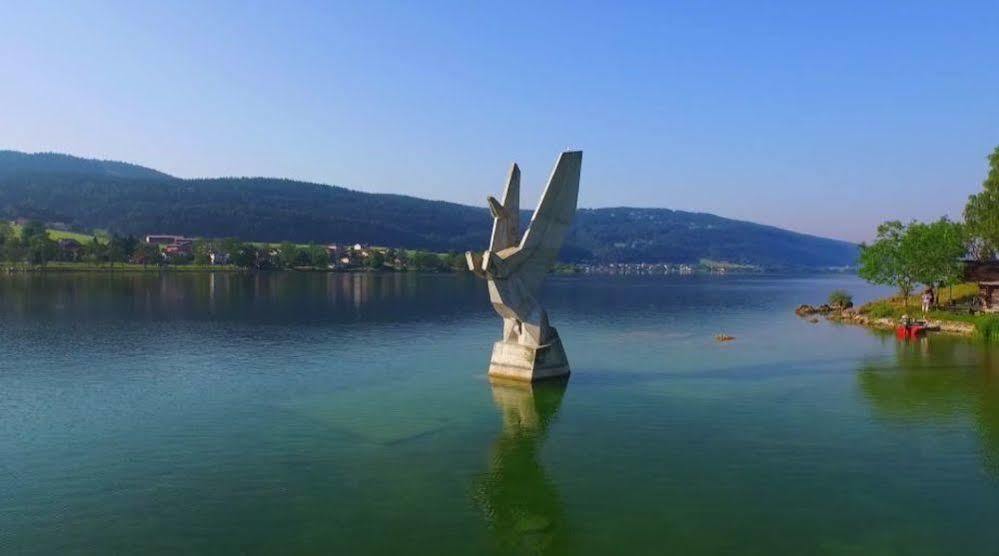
left=2, top=218, right=769, bottom=274
left=0, top=218, right=466, bottom=272
left=575, top=262, right=712, bottom=275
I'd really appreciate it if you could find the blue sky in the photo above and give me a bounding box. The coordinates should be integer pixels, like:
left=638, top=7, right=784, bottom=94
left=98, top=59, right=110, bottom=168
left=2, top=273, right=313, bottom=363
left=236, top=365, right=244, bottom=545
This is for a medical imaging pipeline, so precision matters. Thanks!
left=2, top=1, right=997, bottom=242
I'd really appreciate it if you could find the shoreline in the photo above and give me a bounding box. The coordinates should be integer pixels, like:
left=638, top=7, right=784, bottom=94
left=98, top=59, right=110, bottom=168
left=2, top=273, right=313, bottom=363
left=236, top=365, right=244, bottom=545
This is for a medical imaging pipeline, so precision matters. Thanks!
left=0, top=264, right=460, bottom=275
left=821, top=308, right=977, bottom=336
left=797, top=283, right=987, bottom=338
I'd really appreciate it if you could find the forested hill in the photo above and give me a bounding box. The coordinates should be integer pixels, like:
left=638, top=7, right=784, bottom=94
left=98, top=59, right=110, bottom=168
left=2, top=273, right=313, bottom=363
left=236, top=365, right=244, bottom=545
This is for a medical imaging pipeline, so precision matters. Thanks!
left=0, top=150, right=171, bottom=180
left=0, top=150, right=857, bottom=267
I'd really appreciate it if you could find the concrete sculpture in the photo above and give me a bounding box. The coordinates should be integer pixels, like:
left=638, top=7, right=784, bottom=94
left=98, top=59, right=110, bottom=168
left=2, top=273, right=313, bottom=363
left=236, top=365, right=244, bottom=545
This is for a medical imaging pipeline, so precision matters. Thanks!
left=466, top=151, right=582, bottom=381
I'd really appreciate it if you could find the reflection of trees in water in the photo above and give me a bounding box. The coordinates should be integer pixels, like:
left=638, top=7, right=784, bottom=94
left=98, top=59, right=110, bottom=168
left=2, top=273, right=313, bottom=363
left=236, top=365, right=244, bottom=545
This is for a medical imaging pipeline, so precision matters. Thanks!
left=858, top=337, right=999, bottom=475
left=0, top=272, right=488, bottom=322
left=474, top=378, right=569, bottom=555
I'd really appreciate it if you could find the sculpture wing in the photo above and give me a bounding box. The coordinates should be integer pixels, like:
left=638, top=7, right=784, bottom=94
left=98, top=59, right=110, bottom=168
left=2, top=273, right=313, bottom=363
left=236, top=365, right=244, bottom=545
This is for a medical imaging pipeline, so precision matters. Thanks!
left=489, top=163, right=521, bottom=251
left=508, top=151, right=582, bottom=294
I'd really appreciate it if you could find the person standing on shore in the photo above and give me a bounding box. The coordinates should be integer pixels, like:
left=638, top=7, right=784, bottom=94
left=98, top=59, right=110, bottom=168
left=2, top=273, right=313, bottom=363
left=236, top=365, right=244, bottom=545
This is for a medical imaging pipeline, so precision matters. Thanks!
left=921, top=290, right=933, bottom=313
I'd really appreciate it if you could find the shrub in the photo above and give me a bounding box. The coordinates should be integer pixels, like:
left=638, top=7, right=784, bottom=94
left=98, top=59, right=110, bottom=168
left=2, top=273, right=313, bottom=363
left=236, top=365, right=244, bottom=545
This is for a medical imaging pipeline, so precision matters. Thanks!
left=828, top=289, right=853, bottom=308
left=975, top=315, right=999, bottom=342
left=863, top=301, right=897, bottom=319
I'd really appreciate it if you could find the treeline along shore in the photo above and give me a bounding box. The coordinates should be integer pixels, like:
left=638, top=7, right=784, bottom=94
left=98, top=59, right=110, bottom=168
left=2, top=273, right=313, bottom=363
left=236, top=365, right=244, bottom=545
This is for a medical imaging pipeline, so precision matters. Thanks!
left=0, top=219, right=803, bottom=275
left=0, top=221, right=468, bottom=273
left=802, top=144, right=999, bottom=342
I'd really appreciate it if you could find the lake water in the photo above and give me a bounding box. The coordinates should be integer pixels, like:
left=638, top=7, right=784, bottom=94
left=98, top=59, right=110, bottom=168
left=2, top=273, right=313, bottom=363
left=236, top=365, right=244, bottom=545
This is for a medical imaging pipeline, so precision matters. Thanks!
left=2, top=272, right=999, bottom=554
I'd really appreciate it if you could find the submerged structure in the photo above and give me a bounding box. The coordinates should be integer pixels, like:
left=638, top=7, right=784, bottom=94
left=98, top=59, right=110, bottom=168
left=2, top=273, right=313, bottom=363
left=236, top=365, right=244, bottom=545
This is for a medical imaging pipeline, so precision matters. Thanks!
left=466, top=151, right=582, bottom=381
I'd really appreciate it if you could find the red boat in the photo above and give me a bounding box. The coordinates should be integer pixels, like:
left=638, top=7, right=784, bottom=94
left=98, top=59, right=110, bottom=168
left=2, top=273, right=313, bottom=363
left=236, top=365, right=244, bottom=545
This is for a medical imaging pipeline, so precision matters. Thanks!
left=895, top=324, right=928, bottom=339
left=895, top=318, right=940, bottom=339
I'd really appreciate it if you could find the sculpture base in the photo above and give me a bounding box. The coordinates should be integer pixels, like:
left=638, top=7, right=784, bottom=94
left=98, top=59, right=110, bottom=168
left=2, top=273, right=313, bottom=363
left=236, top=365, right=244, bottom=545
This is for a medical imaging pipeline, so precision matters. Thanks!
left=488, top=332, right=570, bottom=382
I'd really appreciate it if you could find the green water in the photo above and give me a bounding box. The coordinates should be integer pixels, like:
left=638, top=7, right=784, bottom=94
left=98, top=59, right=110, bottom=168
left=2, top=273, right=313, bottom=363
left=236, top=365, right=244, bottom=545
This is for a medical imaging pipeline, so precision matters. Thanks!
left=2, top=272, right=999, bottom=554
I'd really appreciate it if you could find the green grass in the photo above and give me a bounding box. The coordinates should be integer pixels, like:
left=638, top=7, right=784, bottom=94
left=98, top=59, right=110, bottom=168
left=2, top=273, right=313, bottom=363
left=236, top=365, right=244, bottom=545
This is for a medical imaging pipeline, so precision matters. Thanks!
left=858, top=283, right=978, bottom=316
left=10, top=224, right=106, bottom=243
left=856, top=282, right=999, bottom=341
left=47, top=229, right=99, bottom=242
left=975, top=315, right=999, bottom=342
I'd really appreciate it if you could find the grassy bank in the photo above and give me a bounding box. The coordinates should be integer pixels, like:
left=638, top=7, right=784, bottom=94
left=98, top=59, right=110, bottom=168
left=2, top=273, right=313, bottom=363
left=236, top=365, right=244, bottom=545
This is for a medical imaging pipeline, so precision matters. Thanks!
left=854, top=282, right=999, bottom=341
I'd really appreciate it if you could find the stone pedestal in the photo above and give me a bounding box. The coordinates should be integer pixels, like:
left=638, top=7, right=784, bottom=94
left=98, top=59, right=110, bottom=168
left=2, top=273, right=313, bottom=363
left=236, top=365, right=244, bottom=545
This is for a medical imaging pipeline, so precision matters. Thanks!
left=488, top=329, right=570, bottom=382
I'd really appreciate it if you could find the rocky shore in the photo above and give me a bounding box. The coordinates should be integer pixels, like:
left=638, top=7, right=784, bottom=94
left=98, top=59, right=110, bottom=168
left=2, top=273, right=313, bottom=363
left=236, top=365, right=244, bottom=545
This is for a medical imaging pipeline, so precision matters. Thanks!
left=795, top=304, right=976, bottom=336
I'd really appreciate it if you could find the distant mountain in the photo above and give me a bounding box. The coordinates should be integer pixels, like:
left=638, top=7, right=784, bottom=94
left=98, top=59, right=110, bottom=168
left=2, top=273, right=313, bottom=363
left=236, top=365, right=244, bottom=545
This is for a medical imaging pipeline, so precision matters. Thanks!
left=0, top=150, right=172, bottom=180
left=0, top=150, right=857, bottom=267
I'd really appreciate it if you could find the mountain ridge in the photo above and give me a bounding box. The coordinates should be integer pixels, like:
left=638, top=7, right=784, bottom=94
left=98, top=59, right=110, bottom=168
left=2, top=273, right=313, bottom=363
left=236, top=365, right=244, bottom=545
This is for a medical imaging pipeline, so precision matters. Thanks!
left=0, top=150, right=857, bottom=267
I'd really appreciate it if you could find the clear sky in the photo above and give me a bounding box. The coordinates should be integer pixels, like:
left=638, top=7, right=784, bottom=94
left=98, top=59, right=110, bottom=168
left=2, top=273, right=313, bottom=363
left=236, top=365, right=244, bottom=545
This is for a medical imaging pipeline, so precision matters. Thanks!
left=2, top=1, right=997, bottom=242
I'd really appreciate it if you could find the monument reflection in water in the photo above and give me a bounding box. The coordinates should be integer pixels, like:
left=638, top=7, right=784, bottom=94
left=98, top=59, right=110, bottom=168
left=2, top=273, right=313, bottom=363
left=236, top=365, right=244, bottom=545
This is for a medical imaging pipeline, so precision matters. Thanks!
left=474, top=378, right=569, bottom=555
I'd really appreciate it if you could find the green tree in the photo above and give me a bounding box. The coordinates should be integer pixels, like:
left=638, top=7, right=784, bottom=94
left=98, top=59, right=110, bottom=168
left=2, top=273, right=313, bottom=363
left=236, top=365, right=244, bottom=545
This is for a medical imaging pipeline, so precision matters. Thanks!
left=293, top=247, right=311, bottom=267
left=0, top=221, right=14, bottom=262
left=106, top=234, right=137, bottom=266
left=365, top=249, right=386, bottom=270
left=233, top=243, right=259, bottom=268
left=83, top=236, right=105, bottom=264
left=859, top=221, right=920, bottom=307
left=0, top=221, right=12, bottom=244
left=278, top=241, right=299, bottom=268
left=409, top=251, right=442, bottom=271
left=20, top=220, right=47, bottom=242
left=444, top=251, right=467, bottom=272
left=395, top=249, right=410, bottom=269
left=963, top=146, right=999, bottom=260
left=3, top=237, right=24, bottom=263
left=132, top=242, right=161, bottom=267
left=308, top=243, right=330, bottom=268
left=907, top=218, right=967, bottom=304
left=26, top=234, right=57, bottom=266
left=192, top=239, right=212, bottom=265
left=219, top=237, right=242, bottom=261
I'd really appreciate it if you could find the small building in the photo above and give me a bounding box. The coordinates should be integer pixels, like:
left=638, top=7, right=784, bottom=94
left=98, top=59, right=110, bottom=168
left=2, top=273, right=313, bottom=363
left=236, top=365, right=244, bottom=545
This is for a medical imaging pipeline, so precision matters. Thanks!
left=57, top=238, right=82, bottom=250
left=57, top=238, right=82, bottom=261
left=145, top=234, right=191, bottom=246
left=164, top=243, right=193, bottom=257
left=964, top=260, right=999, bottom=311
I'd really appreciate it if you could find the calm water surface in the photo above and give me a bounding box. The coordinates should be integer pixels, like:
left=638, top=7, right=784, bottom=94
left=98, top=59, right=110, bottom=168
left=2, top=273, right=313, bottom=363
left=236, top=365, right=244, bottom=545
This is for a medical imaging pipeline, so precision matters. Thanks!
left=2, top=272, right=999, bottom=554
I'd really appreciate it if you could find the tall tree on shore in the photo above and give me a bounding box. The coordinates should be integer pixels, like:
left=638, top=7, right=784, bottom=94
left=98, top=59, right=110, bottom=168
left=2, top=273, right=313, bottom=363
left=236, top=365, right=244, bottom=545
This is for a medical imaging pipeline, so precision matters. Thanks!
left=26, top=234, right=57, bottom=266
left=963, top=146, right=999, bottom=260
left=132, top=243, right=161, bottom=267
left=860, top=219, right=968, bottom=308
left=364, top=249, right=385, bottom=270
left=83, top=236, right=104, bottom=264
left=278, top=241, right=298, bottom=269
left=192, top=239, right=212, bottom=265
left=0, top=221, right=14, bottom=261
left=0, top=221, right=12, bottom=244
left=859, top=221, right=920, bottom=307
left=907, top=218, right=967, bottom=304
left=233, top=243, right=259, bottom=269
left=308, top=243, right=330, bottom=268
